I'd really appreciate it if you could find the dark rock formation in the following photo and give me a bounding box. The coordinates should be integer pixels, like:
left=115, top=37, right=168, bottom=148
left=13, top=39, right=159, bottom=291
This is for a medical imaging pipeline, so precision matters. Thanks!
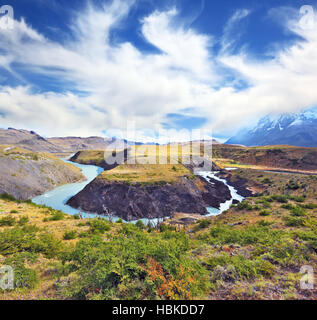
left=217, top=171, right=258, bottom=197
left=67, top=175, right=231, bottom=221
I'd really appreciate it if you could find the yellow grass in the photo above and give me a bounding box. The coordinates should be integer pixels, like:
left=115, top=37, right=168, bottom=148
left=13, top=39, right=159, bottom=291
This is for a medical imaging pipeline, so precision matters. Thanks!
left=99, top=163, right=193, bottom=184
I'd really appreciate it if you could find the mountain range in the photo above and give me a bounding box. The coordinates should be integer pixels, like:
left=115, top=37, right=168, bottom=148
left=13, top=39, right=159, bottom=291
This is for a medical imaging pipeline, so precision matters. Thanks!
left=227, top=109, right=317, bottom=147
left=0, top=128, right=127, bottom=153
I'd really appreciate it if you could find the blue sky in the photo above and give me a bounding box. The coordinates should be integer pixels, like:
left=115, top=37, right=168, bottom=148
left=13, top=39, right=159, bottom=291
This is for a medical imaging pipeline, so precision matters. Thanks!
left=0, top=0, right=317, bottom=142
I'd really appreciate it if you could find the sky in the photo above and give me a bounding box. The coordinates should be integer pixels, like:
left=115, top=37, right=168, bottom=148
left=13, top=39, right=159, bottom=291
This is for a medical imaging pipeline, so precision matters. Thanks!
left=0, top=0, right=317, bottom=142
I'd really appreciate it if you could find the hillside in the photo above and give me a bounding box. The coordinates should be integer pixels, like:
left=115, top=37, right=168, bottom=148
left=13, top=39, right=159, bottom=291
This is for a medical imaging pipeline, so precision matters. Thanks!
left=212, top=144, right=317, bottom=173
left=0, top=145, right=85, bottom=200
left=0, top=128, right=61, bottom=153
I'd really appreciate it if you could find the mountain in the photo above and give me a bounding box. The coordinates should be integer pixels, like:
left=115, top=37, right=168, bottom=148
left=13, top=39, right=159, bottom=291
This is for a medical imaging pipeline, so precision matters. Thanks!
left=0, top=128, right=129, bottom=153
left=47, top=136, right=115, bottom=152
left=227, top=109, right=317, bottom=147
left=0, top=128, right=62, bottom=153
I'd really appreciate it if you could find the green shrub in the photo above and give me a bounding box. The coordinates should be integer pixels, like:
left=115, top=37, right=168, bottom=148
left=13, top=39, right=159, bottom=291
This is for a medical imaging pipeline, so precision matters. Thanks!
left=286, top=180, right=300, bottom=190
left=303, top=203, right=317, bottom=209
left=18, top=216, right=29, bottom=226
left=284, top=216, right=306, bottom=227
left=59, top=230, right=209, bottom=300
left=288, top=196, right=305, bottom=203
left=49, top=211, right=65, bottom=221
left=88, top=219, right=111, bottom=234
left=159, top=224, right=176, bottom=232
left=135, top=220, right=146, bottom=230
left=270, top=239, right=310, bottom=267
left=281, top=203, right=294, bottom=210
left=73, top=214, right=81, bottom=220
left=77, top=222, right=87, bottom=227
left=0, top=193, right=18, bottom=202
left=0, top=216, right=16, bottom=226
left=290, top=206, right=307, bottom=217
left=271, top=195, right=288, bottom=203
left=257, top=220, right=273, bottom=227
left=236, top=201, right=253, bottom=211
left=259, top=210, right=270, bottom=216
left=198, top=219, right=212, bottom=229
left=10, top=210, right=18, bottom=214
left=5, top=253, right=39, bottom=289
left=63, top=230, right=77, bottom=240
left=206, top=254, right=275, bottom=280
left=31, top=233, right=64, bottom=258
left=261, top=201, right=271, bottom=209
left=208, top=225, right=285, bottom=247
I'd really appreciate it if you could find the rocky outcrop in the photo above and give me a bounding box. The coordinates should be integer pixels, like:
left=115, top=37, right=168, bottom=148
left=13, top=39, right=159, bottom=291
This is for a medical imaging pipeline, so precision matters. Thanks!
left=0, top=146, right=85, bottom=200
left=216, top=171, right=260, bottom=197
left=67, top=175, right=231, bottom=221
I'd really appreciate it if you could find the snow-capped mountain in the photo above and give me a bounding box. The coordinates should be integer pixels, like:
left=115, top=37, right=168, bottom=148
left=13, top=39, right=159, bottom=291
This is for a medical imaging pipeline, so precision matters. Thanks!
left=226, top=109, right=317, bottom=147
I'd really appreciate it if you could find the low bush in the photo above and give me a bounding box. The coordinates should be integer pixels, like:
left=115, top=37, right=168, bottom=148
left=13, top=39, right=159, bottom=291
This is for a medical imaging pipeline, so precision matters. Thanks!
left=284, top=216, right=306, bottom=227
left=18, top=216, right=29, bottom=226
left=59, top=230, right=209, bottom=300
left=63, top=230, right=77, bottom=240
left=290, top=206, right=307, bottom=217
left=259, top=210, right=270, bottom=217
left=49, top=211, right=65, bottom=221
left=135, top=220, right=146, bottom=230
left=271, top=195, right=288, bottom=203
left=207, top=254, right=275, bottom=280
left=88, top=219, right=111, bottom=234
left=198, top=219, right=212, bottom=229
left=0, top=216, right=16, bottom=227
left=5, top=253, right=39, bottom=289
left=236, top=201, right=254, bottom=211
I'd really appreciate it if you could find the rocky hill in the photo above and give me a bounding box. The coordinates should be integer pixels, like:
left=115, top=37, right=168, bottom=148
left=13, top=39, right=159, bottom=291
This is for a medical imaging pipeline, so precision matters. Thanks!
left=0, top=145, right=85, bottom=200
left=67, top=163, right=232, bottom=221
left=0, top=128, right=61, bottom=153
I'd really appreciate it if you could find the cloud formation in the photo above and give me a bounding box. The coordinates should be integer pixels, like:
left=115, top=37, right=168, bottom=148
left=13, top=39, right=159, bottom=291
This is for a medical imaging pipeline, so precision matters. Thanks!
left=0, top=1, right=316, bottom=140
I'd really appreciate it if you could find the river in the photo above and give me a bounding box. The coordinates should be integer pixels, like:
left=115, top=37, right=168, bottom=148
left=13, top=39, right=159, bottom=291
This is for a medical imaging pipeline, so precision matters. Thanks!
left=197, top=171, right=244, bottom=216
left=32, top=159, right=244, bottom=222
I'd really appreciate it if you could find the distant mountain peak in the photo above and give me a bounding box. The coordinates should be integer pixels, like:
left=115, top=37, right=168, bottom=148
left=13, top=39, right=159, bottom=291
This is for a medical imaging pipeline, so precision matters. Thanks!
left=227, top=108, right=317, bottom=147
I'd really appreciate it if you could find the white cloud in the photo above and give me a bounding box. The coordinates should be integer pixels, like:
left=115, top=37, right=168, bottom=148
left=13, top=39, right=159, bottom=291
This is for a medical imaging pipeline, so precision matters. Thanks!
left=0, top=1, right=316, bottom=140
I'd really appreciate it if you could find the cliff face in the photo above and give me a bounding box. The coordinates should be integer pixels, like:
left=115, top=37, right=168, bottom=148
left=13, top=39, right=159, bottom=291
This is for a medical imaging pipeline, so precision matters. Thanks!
left=0, top=145, right=85, bottom=200
left=67, top=175, right=231, bottom=221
